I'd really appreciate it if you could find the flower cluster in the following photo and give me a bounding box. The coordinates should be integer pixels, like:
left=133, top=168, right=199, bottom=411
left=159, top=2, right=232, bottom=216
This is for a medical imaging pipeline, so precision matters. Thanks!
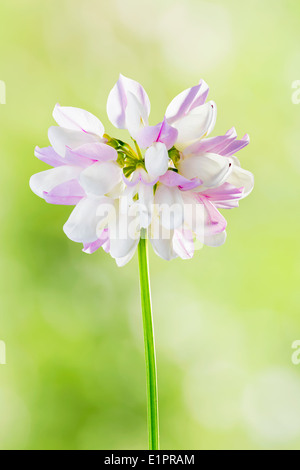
left=30, top=75, right=253, bottom=266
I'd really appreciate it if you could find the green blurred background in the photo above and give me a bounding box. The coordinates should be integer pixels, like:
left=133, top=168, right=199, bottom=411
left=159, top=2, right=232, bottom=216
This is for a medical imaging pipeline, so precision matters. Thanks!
left=0, top=0, right=300, bottom=450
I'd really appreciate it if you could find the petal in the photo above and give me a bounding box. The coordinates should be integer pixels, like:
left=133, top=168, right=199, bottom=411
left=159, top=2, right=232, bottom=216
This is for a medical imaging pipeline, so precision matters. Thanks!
left=67, top=143, right=117, bottom=164
left=43, top=179, right=85, bottom=205
left=221, top=134, right=250, bottom=157
left=150, top=236, right=177, bottom=261
left=123, top=168, right=158, bottom=187
left=29, top=166, right=82, bottom=198
left=136, top=119, right=178, bottom=150
left=154, top=185, right=184, bottom=230
left=181, top=192, right=206, bottom=236
left=53, top=104, right=104, bottom=136
left=182, top=193, right=227, bottom=240
left=136, top=123, right=161, bottom=149
left=200, top=182, right=244, bottom=209
left=184, top=127, right=238, bottom=156
left=156, top=119, right=178, bottom=150
left=115, top=239, right=139, bottom=267
left=34, top=146, right=64, bottom=167
left=145, top=142, right=169, bottom=178
left=173, top=229, right=194, bottom=259
left=109, top=211, right=140, bottom=259
left=125, top=91, right=149, bottom=137
left=149, top=216, right=177, bottom=261
left=165, top=80, right=209, bottom=124
left=226, top=164, right=254, bottom=198
left=107, top=74, right=150, bottom=130
left=137, top=183, right=154, bottom=228
left=79, top=161, right=122, bottom=197
left=82, top=229, right=110, bottom=254
left=64, top=147, right=95, bottom=168
left=200, top=197, right=227, bottom=236
left=63, top=197, right=112, bottom=243
left=185, top=129, right=250, bottom=158
left=172, top=101, right=217, bottom=149
left=159, top=170, right=202, bottom=191
left=179, top=153, right=232, bottom=188
left=204, top=230, right=227, bottom=247
left=48, top=126, right=100, bottom=157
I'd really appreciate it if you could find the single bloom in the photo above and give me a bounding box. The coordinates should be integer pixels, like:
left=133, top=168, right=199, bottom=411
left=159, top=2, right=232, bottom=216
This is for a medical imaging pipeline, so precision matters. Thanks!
left=30, top=75, right=254, bottom=265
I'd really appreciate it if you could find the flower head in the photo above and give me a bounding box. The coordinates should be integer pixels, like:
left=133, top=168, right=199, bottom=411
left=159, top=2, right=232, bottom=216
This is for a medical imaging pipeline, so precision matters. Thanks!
left=30, top=75, right=253, bottom=265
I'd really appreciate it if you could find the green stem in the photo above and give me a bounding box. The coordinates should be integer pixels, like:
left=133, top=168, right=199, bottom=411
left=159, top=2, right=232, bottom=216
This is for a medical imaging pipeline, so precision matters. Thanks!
left=138, top=231, right=159, bottom=450
left=133, top=139, right=144, bottom=160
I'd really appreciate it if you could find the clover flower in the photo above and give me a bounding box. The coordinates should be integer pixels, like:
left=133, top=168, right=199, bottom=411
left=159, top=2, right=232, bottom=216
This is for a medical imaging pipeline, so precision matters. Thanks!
left=30, top=75, right=253, bottom=449
left=30, top=75, right=253, bottom=265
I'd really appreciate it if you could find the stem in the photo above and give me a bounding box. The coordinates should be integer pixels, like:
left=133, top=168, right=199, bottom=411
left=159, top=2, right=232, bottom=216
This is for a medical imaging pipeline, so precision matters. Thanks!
left=138, top=231, right=159, bottom=450
left=133, top=139, right=144, bottom=160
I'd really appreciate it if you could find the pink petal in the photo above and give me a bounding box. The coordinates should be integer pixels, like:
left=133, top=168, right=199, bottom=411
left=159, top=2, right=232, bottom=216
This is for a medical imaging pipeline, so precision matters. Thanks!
left=221, top=134, right=250, bottom=157
left=136, top=119, right=178, bottom=150
left=159, top=171, right=202, bottom=191
left=200, top=182, right=244, bottom=209
left=66, top=143, right=117, bottom=164
left=165, top=80, right=209, bottom=124
left=156, top=119, right=178, bottom=150
left=136, top=124, right=161, bottom=149
left=197, top=196, right=227, bottom=235
left=123, top=169, right=158, bottom=187
left=43, top=179, right=85, bottom=205
left=184, top=127, right=237, bottom=155
left=30, top=166, right=82, bottom=198
left=34, top=146, right=64, bottom=167
left=184, top=128, right=250, bottom=157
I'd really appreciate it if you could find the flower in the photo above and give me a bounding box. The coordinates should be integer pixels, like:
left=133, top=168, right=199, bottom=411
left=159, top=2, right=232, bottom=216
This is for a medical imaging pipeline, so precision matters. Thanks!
left=30, top=75, right=254, bottom=265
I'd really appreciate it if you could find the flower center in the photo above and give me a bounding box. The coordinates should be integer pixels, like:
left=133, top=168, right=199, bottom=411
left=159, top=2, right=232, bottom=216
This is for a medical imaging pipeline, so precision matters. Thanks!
left=105, top=134, right=182, bottom=178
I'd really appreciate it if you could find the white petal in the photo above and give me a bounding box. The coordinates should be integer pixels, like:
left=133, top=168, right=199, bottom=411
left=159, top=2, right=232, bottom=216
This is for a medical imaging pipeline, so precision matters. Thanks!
left=145, top=142, right=169, bottom=178
left=173, top=229, right=194, bottom=259
left=79, top=161, right=122, bottom=197
left=109, top=210, right=140, bottom=259
left=181, top=192, right=205, bottom=236
left=154, top=185, right=184, bottom=230
left=115, top=239, right=139, bottom=267
left=29, top=166, right=82, bottom=198
left=204, top=230, right=227, bottom=247
left=48, top=126, right=100, bottom=157
left=53, top=104, right=104, bottom=136
left=125, top=91, right=149, bottom=137
left=179, top=153, right=232, bottom=188
left=226, top=164, right=254, bottom=198
left=150, top=236, right=177, bottom=261
left=107, top=74, right=150, bottom=130
left=149, top=215, right=177, bottom=261
left=63, top=197, right=109, bottom=243
left=172, top=101, right=216, bottom=149
left=165, top=80, right=209, bottom=124
left=137, top=183, right=154, bottom=228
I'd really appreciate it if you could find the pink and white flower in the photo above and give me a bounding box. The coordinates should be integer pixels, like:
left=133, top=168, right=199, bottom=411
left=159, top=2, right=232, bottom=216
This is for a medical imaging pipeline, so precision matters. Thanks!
left=30, top=75, right=254, bottom=265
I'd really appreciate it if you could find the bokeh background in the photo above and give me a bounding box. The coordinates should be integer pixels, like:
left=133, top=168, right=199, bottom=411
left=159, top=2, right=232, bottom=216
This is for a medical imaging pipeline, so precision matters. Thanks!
left=0, top=0, right=300, bottom=450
